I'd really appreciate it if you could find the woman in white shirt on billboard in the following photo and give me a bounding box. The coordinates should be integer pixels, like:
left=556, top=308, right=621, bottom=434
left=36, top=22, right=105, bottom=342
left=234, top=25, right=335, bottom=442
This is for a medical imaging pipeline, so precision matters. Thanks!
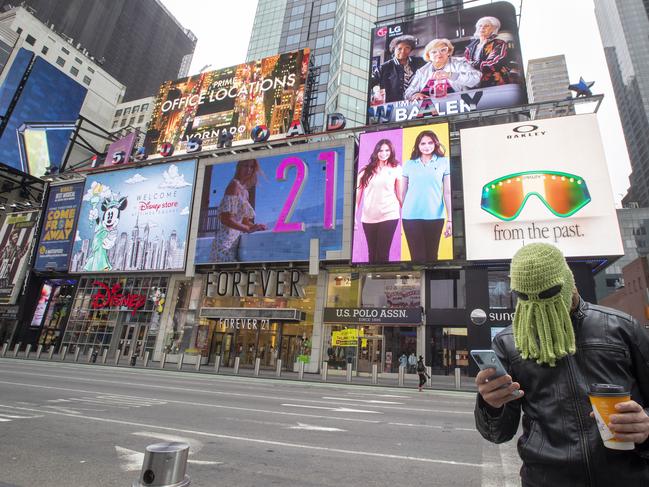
left=355, top=139, right=403, bottom=263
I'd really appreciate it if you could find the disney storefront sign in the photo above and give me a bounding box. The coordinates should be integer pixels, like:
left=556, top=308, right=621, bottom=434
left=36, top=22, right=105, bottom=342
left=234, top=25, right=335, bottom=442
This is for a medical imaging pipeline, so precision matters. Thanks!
left=90, top=281, right=146, bottom=316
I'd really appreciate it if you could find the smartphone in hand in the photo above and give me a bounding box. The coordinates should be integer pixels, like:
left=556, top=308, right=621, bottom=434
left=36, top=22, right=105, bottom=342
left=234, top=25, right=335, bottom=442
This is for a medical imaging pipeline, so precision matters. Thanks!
left=470, top=349, right=521, bottom=397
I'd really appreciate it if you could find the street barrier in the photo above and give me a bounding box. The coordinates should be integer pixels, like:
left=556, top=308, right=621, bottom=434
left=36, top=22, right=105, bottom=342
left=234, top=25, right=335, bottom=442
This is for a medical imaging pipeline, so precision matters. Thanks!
left=254, top=357, right=260, bottom=376
left=275, top=359, right=282, bottom=378
left=143, top=351, right=150, bottom=368
left=1, top=342, right=8, bottom=357
left=346, top=362, right=352, bottom=383
left=194, top=356, right=201, bottom=372
left=213, top=355, right=221, bottom=374
left=298, top=360, right=305, bottom=380
left=398, top=365, right=405, bottom=386
left=371, top=363, right=378, bottom=385
left=36, top=344, right=43, bottom=359
left=74, top=348, right=81, bottom=362
left=321, top=362, right=328, bottom=382
left=60, top=346, right=68, bottom=361
left=455, top=367, right=461, bottom=390
left=177, top=354, right=184, bottom=371
left=12, top=343, right=20, bottom=358
left=427, top=366, right=433, bottom=389
left=160, top=352, right=167, bottom=369
left=24, top=344, right=32, bottom=359
left=233, top=357, right=240, bottom=375
left=48, top=346, right=55, bottom=360
left=114, top=349, right=121, bottom=365
left=133, top=442, right=190, bottom=487
left=101, top=348, right=108, bottom=364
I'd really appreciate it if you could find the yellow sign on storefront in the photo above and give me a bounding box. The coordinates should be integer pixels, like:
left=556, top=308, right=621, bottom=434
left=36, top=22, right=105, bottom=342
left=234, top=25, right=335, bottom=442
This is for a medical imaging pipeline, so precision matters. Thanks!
left=332, top=328, right=366, bottom=347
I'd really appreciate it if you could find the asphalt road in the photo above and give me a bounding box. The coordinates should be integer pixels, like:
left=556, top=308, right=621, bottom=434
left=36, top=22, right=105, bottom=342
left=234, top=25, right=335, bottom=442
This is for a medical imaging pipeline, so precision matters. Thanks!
left=0, top=358, right=522, bottom=487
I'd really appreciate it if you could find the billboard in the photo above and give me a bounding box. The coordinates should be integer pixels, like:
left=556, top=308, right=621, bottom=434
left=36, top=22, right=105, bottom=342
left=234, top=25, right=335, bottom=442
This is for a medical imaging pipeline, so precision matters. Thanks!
left=194, top=141, right=352, bottom=264
left=34, top=182, right=84, bottom=272
left=0, top=51, right=87, bottom=175
left=352, top=123, right=452, bottom=263
left=70, top=160, right=197, bottom=273
left=368, top=2, right=526, bottom=123
left=461, top=114, right=623, bottom=260
left=104, top=131, right=138, bottom=167
left=0, top=211, right=38, bottom=304
left=144, top=49, right=309, bottom=156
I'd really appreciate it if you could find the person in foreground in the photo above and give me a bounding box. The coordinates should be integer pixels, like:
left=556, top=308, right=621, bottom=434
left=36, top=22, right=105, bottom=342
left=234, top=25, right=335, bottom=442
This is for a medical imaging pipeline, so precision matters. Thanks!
left=475, top=242, right=649, bottom=486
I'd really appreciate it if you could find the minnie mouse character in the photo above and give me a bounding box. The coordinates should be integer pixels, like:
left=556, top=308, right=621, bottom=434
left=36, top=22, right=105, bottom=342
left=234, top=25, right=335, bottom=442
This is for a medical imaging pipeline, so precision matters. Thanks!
left=84, top=195, right=127, bottom=271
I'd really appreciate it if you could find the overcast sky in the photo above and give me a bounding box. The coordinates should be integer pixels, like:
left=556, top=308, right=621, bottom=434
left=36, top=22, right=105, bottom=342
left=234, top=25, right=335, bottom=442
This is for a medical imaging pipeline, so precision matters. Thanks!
left=161, top=0, right=631, bottom=206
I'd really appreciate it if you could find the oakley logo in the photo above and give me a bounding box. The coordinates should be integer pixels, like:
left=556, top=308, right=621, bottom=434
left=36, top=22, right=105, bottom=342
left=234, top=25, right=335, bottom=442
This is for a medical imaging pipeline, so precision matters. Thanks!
left=507, top=124, right=546, bottom=140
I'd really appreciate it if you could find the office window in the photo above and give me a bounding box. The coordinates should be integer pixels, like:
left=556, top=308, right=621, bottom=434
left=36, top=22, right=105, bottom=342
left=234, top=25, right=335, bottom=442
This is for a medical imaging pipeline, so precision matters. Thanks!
left=141, top=103, right=149, bottom=112
left=132, top=105, right=140, bottom=113
left=16, top=27, right=22, bottom=35
left=430, top=272, right=466, bottom=309
left=138, top=114, right=145, bottom=124
left=289, top=19, right=302, bottom=30
left=41, top=46, right=48, bottom=55
left=315, top=35, right=332, bottom=49
left=115, top=109, right=122, bottom=117
left=318, top=18, right=334, bottom=31
left=120, top=118, right=126, bottom=126
left=129, top=117, right=135, bottom=125
left=112, top=120, right=118, bottom=128
left=320, top=2, right=336, bottom=14
left=56, top=56, right=65, bottom=67
left=87, top=66, right=95, bottom=73
left=488, top=271, right=515, bottom=309
left=82, top=76, right=91, bottom=85
left=291, top=5, right=305, bottom=15
left=70, top=66, right=79, bottom=76
left=74, top=57, right=82, bottom=64
left=61, top=47, right=70, bottom=54
left=25, top=35, right=36, bottom=46
left=286, top=34, right=301, bottom=45
left=123, top=107, right=131, bottom=115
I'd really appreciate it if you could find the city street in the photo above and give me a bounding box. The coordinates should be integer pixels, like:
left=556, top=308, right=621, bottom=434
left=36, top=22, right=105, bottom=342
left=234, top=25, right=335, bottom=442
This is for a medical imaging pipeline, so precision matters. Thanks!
left=0, top=358, right=521, bottom=486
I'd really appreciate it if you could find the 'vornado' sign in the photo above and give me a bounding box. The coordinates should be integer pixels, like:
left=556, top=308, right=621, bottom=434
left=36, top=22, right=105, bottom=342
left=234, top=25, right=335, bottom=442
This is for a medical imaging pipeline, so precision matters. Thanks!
left=323, top=307, right=422, bottom=325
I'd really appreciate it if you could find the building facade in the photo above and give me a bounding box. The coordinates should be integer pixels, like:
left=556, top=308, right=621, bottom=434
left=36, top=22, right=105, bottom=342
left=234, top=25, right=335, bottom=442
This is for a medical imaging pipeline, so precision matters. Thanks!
left=0, top=0, right=196, bottom=101
left=595, top=0, right=649, bottom=207
left=526, top=55, right=574, bottom=119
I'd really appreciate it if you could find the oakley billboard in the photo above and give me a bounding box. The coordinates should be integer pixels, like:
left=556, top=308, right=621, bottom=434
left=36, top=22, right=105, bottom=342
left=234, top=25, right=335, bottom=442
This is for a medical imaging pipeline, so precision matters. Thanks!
left=368, top=2, right=526, bottom=123
left=144, top=49, right=309, bottom=156
left=194, top=139, right=353, bottom=264
left=461, top=114, right=623, bottom=260
left=352, top=123, right=452, bottom=264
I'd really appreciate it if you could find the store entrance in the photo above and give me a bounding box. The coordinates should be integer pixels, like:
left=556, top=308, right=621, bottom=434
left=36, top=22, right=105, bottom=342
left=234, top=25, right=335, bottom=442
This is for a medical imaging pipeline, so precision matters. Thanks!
left=357, top=336, right=383, bottom=373
left=118, top=324, right=147, bottom=358
left=209, top=332, right=234, bottom=366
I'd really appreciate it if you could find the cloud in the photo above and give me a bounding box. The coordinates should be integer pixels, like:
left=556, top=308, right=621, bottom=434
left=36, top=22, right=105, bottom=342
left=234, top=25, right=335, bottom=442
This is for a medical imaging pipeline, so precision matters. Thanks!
left=159, top=164, right=192, bottom=189
left=83, top=181, right=112, bottom=201
left=180, top=206, right=190, bottom=215
left=75, top=231, right=81, bottom=242
left=125, top=173, right=147, bottom=184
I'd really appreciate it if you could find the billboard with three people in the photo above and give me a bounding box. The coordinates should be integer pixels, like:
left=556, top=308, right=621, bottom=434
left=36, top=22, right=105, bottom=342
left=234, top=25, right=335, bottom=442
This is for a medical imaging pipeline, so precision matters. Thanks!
left=368, top=2, right=526, bottom=122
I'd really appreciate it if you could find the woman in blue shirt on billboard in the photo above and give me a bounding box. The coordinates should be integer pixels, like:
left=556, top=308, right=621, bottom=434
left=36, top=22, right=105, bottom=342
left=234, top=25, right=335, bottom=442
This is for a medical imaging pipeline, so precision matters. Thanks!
left=400, top=130, right=451, bottom=262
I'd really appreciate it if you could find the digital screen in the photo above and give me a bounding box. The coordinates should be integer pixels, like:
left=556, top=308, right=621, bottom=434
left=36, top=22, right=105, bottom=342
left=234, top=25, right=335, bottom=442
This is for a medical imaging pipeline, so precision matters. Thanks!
left=353, top=122, right=452, bottom=263
left=34, top=182, right=84, bottom=272
left=30, top=283, right=53, bottom=328
left=0, top=53, right=87, bottom=174
left=461, top=114, right=623, bottom=259
left=0, top=211, right=38, bottom=305
left=144, top=49, right=309, bottom=155
left=70, top=160, right=197, bottom=273
left=194, top=142, right=350, bottom=264
left=367, top=2, right=526, bottom=123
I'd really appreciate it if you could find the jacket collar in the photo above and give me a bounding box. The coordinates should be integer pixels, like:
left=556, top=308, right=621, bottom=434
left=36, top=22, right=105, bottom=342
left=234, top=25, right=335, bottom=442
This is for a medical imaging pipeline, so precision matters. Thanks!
left=571, top=296, right=587, bottom=323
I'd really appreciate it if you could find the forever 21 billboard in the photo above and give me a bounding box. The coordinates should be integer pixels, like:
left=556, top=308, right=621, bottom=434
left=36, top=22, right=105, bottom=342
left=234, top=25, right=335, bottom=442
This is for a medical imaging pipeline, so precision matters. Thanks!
left=194, top=139, right=354, bottom=264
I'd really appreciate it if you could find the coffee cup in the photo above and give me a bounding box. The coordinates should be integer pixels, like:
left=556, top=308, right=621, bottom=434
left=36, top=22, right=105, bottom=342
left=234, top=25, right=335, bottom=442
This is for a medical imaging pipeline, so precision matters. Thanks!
left=588, top=383, right=634, bottom=450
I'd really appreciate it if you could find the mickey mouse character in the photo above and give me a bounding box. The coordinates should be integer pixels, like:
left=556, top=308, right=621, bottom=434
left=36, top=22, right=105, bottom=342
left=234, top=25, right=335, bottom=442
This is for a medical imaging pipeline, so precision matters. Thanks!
left=84, top=195, right=127, bottom=271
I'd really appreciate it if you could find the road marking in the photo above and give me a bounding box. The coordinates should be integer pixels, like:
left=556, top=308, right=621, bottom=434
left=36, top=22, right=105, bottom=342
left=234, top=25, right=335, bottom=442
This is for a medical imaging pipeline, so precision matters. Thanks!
left=282, top=404, right=382, bottom=414
left=289, top=423, right=346, bottom=432
left=0, top=412, right=41, bottom=419
left=115, top=446, right=143, bottom=472
left=346, top=393, right=409, bottom=398
left=0, top=417, right=10, bottom=422
left=2, top=403, right=484, bottom=468
left=480, top=437, right=522, bottom=487
left=322, top=396, right=403, bottom=404
left=388, top=422, right=477, bottom=432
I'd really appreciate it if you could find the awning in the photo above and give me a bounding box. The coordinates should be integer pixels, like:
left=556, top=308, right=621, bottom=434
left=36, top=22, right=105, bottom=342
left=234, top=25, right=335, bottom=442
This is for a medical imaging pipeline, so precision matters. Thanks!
left=200, top=307, right=306, bottom=321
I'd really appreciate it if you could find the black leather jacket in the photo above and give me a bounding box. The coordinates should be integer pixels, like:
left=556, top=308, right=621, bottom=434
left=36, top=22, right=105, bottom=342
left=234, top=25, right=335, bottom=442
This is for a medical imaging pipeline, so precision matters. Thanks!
left=371, top=56, right=426, bottom=103
left=475, top=299, right=649, bottom=486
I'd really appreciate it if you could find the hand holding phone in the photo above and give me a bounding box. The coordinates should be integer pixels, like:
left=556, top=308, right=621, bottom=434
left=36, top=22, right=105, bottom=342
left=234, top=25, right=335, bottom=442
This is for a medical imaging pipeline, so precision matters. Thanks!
left=471, top=350, right=524, bottom=409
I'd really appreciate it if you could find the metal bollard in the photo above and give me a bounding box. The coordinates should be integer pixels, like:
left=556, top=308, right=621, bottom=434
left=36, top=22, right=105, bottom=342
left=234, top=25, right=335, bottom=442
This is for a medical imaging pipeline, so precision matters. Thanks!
left=101, top=348, right=108, bottom=364
left=1, top=342, right=8, bottom=357
left=275, top=359, right=282, bottom=378
left=36, top=344, right=43, bottom=359
left=346, top=362, right=352, bottom=383
left=371, top=363, right=378, bottom=385
left=398, top=365, right=405, bottom=386
left=133, top=442, right=190, bottom=487
left=213, top=355, right=221, bottom=374
left=177, top=353, right=184, bottom=371
left=60, top=345, right=68, bottom=361
left=233, top=356, right=240, bottom=375
left=254, top=357, right=260, bottom=376
left=454, top=367, right=461, bottom=390
left=298, top=360, right=305, bottom=380
left=143, top=351, right=150, bottom=368
left=74, top=348, right=81, bottom=362
left=114, top=349, right=121, bottom=365
left=87, top=348, right=94, bottom=363
left=48, top=346, right=55, bottom=360
left=427, top=366, right=433, bottom=389
left=194, top=356, right=201, bottom=372
left=321, top=362, right=328, bottom=382
left=160, top=352, right=167, bottom=369
left=13, top=343, right=20, bottom=358
left=24, top=344, right=32, bottom=359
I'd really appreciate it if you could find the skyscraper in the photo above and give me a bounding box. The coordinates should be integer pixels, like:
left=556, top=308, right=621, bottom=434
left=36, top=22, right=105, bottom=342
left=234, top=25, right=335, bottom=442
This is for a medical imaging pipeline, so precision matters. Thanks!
left=247, top=0, right=456, bottom=131
left=526, top=55, right=574, bottom=119
left=0, top=0, right=197, bottom=101
left=595, top=0, right=649, bottom=207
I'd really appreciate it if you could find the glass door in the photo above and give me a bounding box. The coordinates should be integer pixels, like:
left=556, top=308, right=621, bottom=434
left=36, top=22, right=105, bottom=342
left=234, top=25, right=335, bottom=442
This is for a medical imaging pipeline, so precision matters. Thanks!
left=119, top=324, right=136, bottom=356
left=357, top=336, right=383, bottom=374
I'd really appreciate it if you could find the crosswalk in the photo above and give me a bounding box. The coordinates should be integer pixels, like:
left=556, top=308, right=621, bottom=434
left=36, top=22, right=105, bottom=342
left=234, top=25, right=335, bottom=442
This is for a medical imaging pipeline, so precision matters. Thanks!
left=45, top=394, right=168, bottom=411
left=0, top=408, right=43, bottom=422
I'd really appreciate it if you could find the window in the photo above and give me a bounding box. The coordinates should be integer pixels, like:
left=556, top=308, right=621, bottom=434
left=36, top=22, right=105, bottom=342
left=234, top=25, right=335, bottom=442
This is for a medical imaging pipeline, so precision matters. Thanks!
left=430, top=271, right=466, bottom=309
left=320, top=2, right=336, bottom=14
left=70, top=66, right=79, bottom=76
left=115, top=109, right=122, bottom=117
left=138, top=114, right=145, bottom=124
left=87, top=66, right=95, bottom=73
left=286, top=34, right=301, bottom=45
left=56, top=56, right=65, bottom=67
left=112, top=120, right=118, bottom=128
left=25, top=35, right=36, bottom=46
left=318, top=18, right=334, bottom=31
left=61, top=46, right=70, bottom=54
left=16, top=27, right=22, bottom=35
left=41, top=46, right=49, bottom=55
left=82, top=76, right=91, bottom=85
left=132, top=105, right=140, bottom=113
left=315, top=35, right=332, bottom=49
left=123, top=107, right=131, bottom=115
left=289, top=19, right=302, bottom=30
left=140, top=103, right=149, bottom=112
left=129, top=117, right=135, bottom=125
left=488, top=271, right=515, bottom=309
left=74, top=57, right=82, bottom=64
left=120, top=118, right=126, bottom=126
left=291, top=5, right=305, bottom=15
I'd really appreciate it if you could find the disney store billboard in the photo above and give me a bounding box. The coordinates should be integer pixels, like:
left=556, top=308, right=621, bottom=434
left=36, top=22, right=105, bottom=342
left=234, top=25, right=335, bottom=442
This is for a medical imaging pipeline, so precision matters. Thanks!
left=70, top=160, right=197, bottom=273
left=367, top=2, right=526, bottom=123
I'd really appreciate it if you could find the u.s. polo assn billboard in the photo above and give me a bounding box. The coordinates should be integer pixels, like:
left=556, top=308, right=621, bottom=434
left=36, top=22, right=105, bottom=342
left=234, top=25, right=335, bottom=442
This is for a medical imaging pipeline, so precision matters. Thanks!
left=461, top=114, right=623, bottom=260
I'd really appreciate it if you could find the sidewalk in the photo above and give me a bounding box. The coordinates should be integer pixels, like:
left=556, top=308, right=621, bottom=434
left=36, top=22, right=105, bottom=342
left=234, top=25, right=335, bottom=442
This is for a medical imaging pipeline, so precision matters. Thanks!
left=0, top=348, right=478, bottom=392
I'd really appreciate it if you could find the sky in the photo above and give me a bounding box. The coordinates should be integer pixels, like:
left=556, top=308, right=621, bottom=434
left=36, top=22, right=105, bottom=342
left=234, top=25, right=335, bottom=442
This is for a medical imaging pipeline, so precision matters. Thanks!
left=161, top=0, right=631, bottom=206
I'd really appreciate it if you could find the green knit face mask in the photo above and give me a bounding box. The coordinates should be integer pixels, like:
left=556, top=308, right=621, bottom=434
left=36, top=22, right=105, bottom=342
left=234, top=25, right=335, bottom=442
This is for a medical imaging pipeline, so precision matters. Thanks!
left=510, top=243, right=576, bottom=367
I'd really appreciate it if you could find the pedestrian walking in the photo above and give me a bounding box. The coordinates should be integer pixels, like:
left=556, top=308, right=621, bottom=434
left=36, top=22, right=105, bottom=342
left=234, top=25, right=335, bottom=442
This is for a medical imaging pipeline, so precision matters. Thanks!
left=416, top=355, right=429, bottom=391
left=475, top=243, right=649, bottom=486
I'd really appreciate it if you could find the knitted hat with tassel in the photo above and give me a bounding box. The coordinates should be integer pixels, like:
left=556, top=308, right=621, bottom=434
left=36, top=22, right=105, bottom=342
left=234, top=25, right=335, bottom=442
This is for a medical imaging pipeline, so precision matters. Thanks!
left=510, top=243, right=576, bottom=367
